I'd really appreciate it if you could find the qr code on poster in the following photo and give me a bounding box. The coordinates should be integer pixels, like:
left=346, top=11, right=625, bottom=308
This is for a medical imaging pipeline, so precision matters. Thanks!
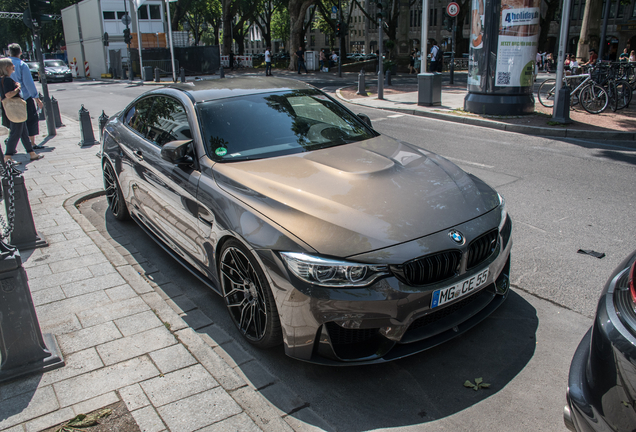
left=497, top=72, right=511, bottom=85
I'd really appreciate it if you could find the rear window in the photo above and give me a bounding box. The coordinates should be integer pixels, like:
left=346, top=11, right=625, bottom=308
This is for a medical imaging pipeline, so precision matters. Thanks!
left=197, top=89, right=376, bottom=162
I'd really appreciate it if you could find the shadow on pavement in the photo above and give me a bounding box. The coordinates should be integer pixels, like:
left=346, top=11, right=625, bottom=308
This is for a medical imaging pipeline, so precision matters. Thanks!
left=80, top=196, right=538, bottom=431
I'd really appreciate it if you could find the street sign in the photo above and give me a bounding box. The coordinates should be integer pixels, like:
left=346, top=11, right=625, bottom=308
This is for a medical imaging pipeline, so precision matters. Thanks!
left=446, top=2, right=459, bottom=17
left=331, top=6, right=337, bottom=19
left=121, top=14, right=131, bottom=26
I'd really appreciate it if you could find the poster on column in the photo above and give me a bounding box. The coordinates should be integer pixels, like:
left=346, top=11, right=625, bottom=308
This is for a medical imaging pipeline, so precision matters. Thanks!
left=495, top=0, right=540, bottom=87
left=467, top=0, right=485, bottom=86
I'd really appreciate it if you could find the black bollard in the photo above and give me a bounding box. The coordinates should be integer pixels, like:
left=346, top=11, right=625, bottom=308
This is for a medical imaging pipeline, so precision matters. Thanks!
left=154, top=67, right=160, bottom=83
left=78, top=105, right=99, bottom=147
left=51, top=97, right=63, bottom=128
left=180, top=67, right=186, bottom=83
left=98, top=110, right=109, bottom=141
left=219, top=66, right=225, bottom=78
left=2, top=169, right=48, bottom=250
left=0, top=240, right=65, bottom=384
left=357, top=69, right=366, bottom=96
left=384, top=70, right=392, bottom=87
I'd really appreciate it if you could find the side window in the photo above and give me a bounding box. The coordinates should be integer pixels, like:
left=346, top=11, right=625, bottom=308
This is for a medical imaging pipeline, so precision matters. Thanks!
left=125, top=97, right=155, bottom=137
left=145, top=96, right=191, bottom=147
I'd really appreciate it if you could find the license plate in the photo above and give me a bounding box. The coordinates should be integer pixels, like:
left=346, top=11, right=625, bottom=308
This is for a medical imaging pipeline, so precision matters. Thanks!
left=431, top=268, right=489, bottom=308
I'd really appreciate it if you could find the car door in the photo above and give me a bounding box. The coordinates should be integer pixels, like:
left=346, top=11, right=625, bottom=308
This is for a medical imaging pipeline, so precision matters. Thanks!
left=127, top=95, right=206, bottom=270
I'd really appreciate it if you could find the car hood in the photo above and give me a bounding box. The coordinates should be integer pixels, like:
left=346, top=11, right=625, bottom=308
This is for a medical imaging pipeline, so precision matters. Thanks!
left=45, top=66, right=69, bottom=73
left=213, top=135, right=500, bottom=257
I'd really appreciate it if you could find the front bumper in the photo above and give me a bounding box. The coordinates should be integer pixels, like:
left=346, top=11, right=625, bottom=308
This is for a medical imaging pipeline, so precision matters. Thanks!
left=565, top=256, right=636, bottom=432
left=262, top=213, right=513, bottom=365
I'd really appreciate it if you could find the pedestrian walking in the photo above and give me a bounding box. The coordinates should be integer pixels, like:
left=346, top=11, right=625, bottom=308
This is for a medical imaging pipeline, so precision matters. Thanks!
left=296, top=46, right=308, bottom=74
left=265, top=47, right=272, bottom=76
left=8, top=43, right=43, bottom=150
left=0, top=57, right=43, bottom=165
left=319, top=49, right=327, bottom=72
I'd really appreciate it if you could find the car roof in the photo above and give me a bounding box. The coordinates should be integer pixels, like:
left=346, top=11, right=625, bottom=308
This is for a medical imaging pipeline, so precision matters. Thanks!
left=163, top=77, right=315, bottom=103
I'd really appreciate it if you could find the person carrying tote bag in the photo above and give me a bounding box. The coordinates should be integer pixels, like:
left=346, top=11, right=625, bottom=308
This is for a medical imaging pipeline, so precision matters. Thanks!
left=0, top=57, right=42, bottom=165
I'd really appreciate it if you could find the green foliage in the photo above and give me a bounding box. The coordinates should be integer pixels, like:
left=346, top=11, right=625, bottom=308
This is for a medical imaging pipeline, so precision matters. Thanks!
left=463, top=377, right=491, bottom=391
left=271, top=7, right=290, bottom=45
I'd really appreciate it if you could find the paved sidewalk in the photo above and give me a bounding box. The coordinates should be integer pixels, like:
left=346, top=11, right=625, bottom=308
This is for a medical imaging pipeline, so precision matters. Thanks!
left=0, top=117, right=314, bottom=432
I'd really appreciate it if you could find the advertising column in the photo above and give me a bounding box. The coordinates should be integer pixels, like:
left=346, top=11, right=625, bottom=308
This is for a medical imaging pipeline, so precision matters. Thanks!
left=464, top=0, right=540, bottom=115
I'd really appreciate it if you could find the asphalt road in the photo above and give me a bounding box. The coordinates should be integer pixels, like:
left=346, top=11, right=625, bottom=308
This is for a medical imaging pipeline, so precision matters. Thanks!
left=52, top=77, right=636, bottom=431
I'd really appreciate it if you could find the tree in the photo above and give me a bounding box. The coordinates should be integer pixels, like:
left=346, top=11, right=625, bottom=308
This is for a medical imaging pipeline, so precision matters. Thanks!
left=287, top=0, right=317, bottom=69
left=271, top=6, right=290, bottom=46
left=577, top=0, right=603, bottom=60
left=253, top=0, right=286, bottom=51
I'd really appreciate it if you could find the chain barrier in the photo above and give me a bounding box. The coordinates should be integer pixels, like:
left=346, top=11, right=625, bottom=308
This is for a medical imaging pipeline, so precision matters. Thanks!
left=0, top=162, right=19, bottom=240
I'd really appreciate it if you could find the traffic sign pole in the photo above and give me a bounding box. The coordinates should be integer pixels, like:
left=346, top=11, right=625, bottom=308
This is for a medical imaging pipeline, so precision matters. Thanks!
left=446, top=2, right=459, bottom=84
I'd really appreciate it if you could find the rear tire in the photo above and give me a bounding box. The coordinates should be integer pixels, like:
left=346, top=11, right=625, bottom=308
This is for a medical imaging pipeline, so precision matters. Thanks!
left=538, top=79, right=556, bottom=107
left=219, top=240, right=282, bottom=348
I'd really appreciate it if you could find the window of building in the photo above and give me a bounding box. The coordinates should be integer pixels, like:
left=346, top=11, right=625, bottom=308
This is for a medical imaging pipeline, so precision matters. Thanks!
left=117, top=11, right=126, bottom=19
left=325, top=35, right=330, bottom=44
left=571, top=0, right=579, bottom=19
left=617, top=2, right=624, bottom=17
left=149, top=5, right=161, bottom=19
left=632, top=0, right=636, bottom=17
left=137, top=5, right=148, bottom=20
left=434, top=8, right=438, bottom=25
left=103, top=11, right=115, bottom=20
left=610, top=0, right=616, bottom=17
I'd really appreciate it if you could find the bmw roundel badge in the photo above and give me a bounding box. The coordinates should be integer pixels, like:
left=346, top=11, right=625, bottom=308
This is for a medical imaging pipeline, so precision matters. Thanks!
left=449, top=230, right=464, bottom=244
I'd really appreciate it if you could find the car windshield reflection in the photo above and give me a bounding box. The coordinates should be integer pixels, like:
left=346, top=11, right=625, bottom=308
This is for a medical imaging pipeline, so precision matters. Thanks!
left=197, top=89, right=375, bottom=162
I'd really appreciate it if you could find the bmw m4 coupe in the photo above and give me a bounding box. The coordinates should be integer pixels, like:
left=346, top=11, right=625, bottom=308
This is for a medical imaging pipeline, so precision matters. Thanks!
left=101, top=77, right=512, bottom=364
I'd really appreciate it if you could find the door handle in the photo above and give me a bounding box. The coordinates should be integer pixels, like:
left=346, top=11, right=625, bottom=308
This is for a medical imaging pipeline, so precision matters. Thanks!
left=134, top=150, right=143, bottom=161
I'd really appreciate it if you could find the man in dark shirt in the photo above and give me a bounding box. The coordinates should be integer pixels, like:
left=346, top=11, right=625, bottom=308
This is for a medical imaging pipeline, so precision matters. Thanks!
left=296, top=47, right=308, bottom=74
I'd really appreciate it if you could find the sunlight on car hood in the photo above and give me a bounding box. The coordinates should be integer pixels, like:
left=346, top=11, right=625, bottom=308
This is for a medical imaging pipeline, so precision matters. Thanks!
left=213, top=135, right=499, bottom=257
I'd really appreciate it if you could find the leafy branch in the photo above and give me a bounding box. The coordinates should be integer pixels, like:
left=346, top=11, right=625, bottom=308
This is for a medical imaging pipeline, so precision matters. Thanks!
left=464, top=377, right=490, bottom=391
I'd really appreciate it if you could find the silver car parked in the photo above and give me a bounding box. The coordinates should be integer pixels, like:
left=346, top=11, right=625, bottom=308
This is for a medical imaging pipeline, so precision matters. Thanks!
left=101, top=78, right=512, bottom=364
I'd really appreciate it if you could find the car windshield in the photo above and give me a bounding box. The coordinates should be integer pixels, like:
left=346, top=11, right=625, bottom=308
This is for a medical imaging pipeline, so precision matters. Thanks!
left=45, top=60, right=66, bottom=67
left=197, top=89, right=376, bottom=162
left=27, top=62, right=39, bottom=69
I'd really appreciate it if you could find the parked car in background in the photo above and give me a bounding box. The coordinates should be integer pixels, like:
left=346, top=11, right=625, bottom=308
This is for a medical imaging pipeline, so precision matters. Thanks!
left=26, top=61, right=39, bottom=81
left=43, top=59, right=72, bottom=82
left=564, top=249, right=636, bottom=431
left=101, top=77, right=512, bottom=365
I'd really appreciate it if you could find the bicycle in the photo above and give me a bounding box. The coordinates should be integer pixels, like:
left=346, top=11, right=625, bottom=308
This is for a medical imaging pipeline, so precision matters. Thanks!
left=590, top=62, right=632, bottom=112
left=537, top=72, right=609, bottom=114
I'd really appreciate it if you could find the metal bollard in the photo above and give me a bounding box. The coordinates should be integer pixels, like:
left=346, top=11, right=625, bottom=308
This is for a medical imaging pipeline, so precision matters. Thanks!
left=219, top=66, right=225, bottom=78
left=78, top=105, right=99, bottom=147
left=0, top=240, right=65, bottom=384
left=180, top=67, right=186, bottom=83
left=384, top=70, right=392, bottom=87
left=2, top=170, right=48, bottom=250
left=357, top=69, right=366, bottom=96
left=98, top=110, right=109, bottom=141
left=51, top=97, right=63, bottom=128
left=154, top=67, right=160, bottom=83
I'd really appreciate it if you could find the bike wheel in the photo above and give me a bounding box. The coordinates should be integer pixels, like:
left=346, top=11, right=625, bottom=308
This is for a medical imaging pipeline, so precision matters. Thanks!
left=580, top=84, right=609, bottom=114
left=608, top=81, right=618, bottom=112
left=615, top=79, right=633, bottom=110
left=538, top=79, right=557, bottom=107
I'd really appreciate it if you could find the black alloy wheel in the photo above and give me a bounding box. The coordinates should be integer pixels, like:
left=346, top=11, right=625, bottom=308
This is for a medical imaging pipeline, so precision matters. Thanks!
left=219, top=240, right=282, bottom=348
left=103, top=160, right=130, bottom=221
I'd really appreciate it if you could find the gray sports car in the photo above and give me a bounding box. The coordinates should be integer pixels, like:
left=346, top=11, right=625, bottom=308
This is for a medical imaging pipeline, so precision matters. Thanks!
left=101, top=78, right=512, bottom=364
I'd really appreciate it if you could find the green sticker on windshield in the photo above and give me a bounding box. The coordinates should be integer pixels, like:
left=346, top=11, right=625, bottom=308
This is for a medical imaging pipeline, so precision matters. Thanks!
left=215, top=147, right=228, bottom=157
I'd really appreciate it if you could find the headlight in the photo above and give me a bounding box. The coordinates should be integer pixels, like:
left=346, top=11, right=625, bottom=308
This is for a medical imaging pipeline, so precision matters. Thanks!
left=497, top=192, right=508, bottom=232
left=280, top=252, right=389, bottom=287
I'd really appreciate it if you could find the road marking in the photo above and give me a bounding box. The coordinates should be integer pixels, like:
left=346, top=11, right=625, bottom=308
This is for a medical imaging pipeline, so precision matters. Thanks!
left=443, top=156, right=494, bottom=169
left=387, top=114, right=404, bottom=118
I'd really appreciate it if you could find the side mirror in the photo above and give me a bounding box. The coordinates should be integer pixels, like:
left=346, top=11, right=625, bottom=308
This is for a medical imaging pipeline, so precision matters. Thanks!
left=161, top=139, right=194, bottom=165
left=357, top=113, right=372, bottom=128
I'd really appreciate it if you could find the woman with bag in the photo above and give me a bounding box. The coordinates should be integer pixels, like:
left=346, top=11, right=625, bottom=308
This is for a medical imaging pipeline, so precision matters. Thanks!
left=0, top=57, right=42, bottom=165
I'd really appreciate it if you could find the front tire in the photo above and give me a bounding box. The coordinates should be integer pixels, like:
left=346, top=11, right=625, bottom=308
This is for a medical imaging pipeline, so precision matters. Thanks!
left=580, top=84, right=609, bottom=114
left=103, top=160, right=130, bottom=221
left=219, top=240, right=282, bottom=348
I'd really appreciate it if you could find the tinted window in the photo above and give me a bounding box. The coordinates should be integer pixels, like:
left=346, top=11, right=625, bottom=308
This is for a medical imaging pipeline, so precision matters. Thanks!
left=198, top=89, right=375, bottom=162
left=149, top=5, right=161, bottom=19
left=138, top=5, right=148, bottom=19
left=145, top=96, right=191, bottom=147
left=125, top=98, right=155, bottom=137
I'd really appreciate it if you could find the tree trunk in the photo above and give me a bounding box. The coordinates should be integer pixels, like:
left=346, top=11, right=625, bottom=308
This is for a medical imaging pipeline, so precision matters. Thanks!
left=287, top=0, right=316, bottom=70
left=577, top=0, right=603, bottom=61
